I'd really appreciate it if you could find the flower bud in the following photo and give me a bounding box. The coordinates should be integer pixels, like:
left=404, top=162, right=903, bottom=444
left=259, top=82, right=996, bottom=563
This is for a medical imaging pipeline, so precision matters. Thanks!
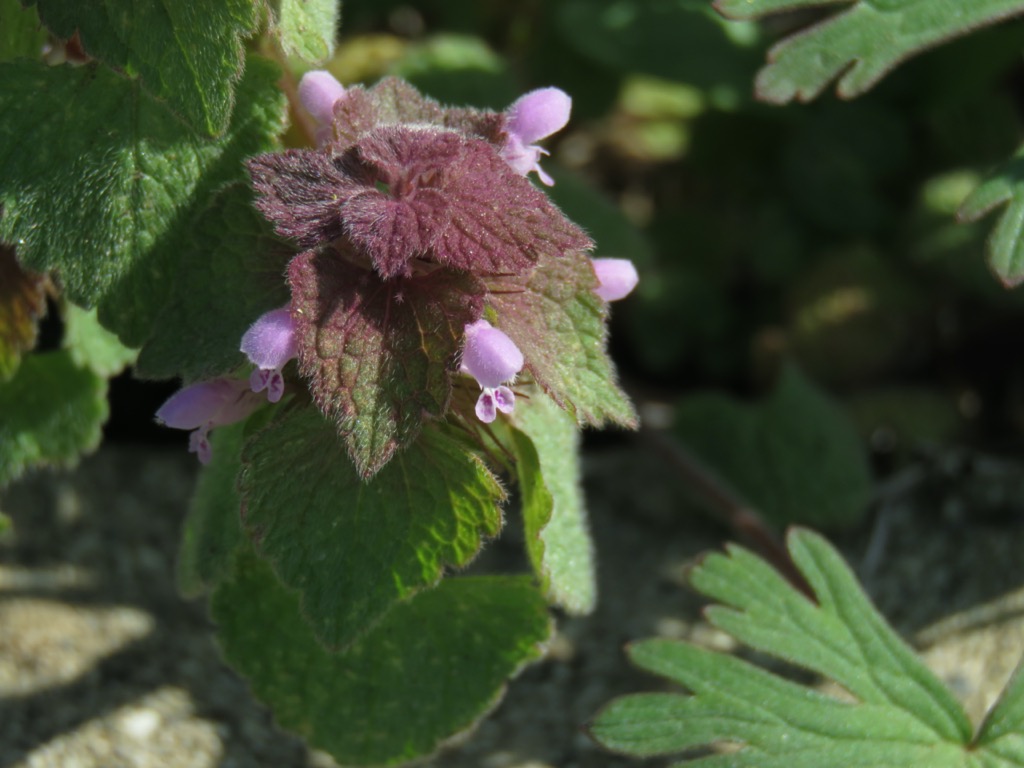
left=501, top=87, right=571, bottom=186
left=298, top=70, right=346, bottom=127
left=156, top=377, right=263, bottom=464
left=592, top=258, right=639, bottom=302
left=241, top=307, right=297, bottom=403
left=461, top=319, right=524, bottom=423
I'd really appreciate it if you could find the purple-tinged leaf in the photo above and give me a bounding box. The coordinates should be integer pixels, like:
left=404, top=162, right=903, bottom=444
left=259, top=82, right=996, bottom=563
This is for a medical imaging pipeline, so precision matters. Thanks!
left=329, top=77, right=446, bottom=152
left=0, top=245, right=49, bottom=382
left=488, top=250, right=636, bottom=429
left=247, top=149, right=356, bottom=249
left=288, top=246, right=485, bottom=477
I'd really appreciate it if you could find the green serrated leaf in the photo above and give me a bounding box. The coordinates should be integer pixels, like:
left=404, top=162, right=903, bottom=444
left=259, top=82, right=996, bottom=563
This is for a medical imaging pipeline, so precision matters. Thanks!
left=0, top=56, right=287, bottom=346
left=25, top=0, right=261, bottom=135
left=240, top=405, right=504, bottom=649
left=511, top=390, right=595, bottom=615
left=674, top=365, right=871, bottom=528
left=212, top=549, right=551, bottom=767
left=958, top=147, right=1024, bottom=288
left=0, top=244, right=47, bottom=382
left=489, top=249, right=637, bottom=429
left=0, top=0, right=46, bottom=62
left=589, top=529, right=996, bottom=766
left=63, top=303, right=137, bottom=378
left=270, top=0, right=340, bottom=64
left=135, top=184, right=292, bottom=382
left=177, top=420, right=247, bottom=598
left=0, top=350, right=107, bottom=486
left=715, top=0, right=1024, bottom=104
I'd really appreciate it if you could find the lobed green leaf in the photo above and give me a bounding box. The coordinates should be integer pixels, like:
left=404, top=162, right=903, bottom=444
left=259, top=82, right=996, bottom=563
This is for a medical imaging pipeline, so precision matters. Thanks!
left=269, top=0, right=340, bottom=64
left=0, top=56, right=287, bottom=347
left=714, top=0, right=1024, bottom=104
left=240, top=405, right=504, bottom=649
left=212, top=549, right=551, bottom=767
left=588, top=529, right=1017, bottom=766
left=0, top=350, right=107, bottom=486
left=63, top=303, right=138, bottom=378
left=24, top=0, right=261, bottom=135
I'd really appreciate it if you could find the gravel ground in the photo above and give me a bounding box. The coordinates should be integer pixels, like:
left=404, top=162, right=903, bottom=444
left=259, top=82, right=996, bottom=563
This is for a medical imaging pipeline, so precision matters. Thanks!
left=2, top=442, right=1023, bottom=767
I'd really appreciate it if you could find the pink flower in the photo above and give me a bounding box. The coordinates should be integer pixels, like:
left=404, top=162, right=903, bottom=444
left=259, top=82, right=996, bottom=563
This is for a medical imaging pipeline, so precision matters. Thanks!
left=155, top=378, right=264, bottom=464
left=298, top=70, right=346, bottom=146
left=501, top=87, right=571, bottom=186
left=460, top=319, right=524, bottom=423
left=240, top=307, right=297, bottom=403
left=592, top=258, right=639, bottom=301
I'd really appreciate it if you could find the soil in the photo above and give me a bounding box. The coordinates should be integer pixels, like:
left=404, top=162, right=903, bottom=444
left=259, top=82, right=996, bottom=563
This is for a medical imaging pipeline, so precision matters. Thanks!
left=2, top=441, right=1023, bottom=768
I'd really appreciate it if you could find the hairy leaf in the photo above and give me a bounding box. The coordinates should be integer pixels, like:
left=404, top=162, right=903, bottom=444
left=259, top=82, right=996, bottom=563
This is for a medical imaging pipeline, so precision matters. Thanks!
left=63, top=303, right=137, bottom=378
left=0, top=57, right=287, bottom=346
left=588, top=529, right=1017, bottom=766
left=511, top=390, right=595, bottom=614
left=288, top=246, right=484, bottom=477
left=488, top=250, right=636, bottom=429
left=0, top=245, right=47, bottom=382
left=0, top=350, right=107, bottom=486
left=136, top=184, right=292, bottom=381
left=25, top=0, right=261, bottom=135
left=270, top=0, right=340, bottom=63
left=213, top=550, right=551, bottom=767
left=240, top=406, right=504, bottom=649
left=715, top=0, right=1024, bottom=103
left=674, top=365, right=871, bottom=528
left=958, top=146, right=1024, bottom=288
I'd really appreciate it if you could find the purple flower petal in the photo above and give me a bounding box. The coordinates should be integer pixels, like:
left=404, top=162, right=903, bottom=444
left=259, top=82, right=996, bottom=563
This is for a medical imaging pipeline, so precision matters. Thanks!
left=241, top=307, right=298, bottom=372
left=461, top=319, right=524, bottom=389
left=298, top=70, right=346, bottom=128
left=592, top=258, right=639, bottom=302
left=475, top=390, right=497, bottom=423
left=155, top=378, right=250, bottom=430
left=506, top=88, right=571, bottom=145
left=189, top=426, right=213, bottom=465
left=493, top=385, right=515, bottom=414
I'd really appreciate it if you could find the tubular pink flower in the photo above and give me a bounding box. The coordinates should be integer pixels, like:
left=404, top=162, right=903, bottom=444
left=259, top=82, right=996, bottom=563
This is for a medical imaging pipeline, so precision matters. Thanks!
left=501, top=87, right=571, bottom=186
left=298, top=70, right=347, bottom=146
left=461, top=319, right=524, bottom=423
left=155, top=377, right=263, bottom=464
left=592, top=258, right=639, bottom=302
left=241, top=307, right=298, bottom=403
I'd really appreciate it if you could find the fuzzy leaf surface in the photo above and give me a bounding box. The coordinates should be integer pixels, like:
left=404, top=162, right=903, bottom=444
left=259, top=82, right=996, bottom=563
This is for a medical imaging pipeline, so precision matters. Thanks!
left=488, top=250, right=636, bottom=429
left=212, top=551, right=550, bottom=767
left=958, top=146, right=1024, bottom=288
left=589, top=529, right=1011, bottom=766
left=511, top=390, right=595, bottom=615
left=0, top=246, right=47, bottom=382
left=0, top=350, right=106, bottom=486
left=177, top=420, right=247, bottom=598
left=240, top=406, right=504, bottom=649
left=674, top=365, right=871, bottom=528
left=270, top=0, right=339, bottom=63
left=714, top=0, right=1024, bottom=104
left=25, top=0, right=260, bottom=135
left=288, top=247, right=484, bottom=477
left=0, top=57, right=287, bottom=347
left=63, top=303, right=138, bottom=378
left=136, top=184, right=292, bottom=381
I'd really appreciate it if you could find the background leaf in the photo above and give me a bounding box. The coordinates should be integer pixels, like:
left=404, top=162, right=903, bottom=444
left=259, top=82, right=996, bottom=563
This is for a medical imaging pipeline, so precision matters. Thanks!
left=0, top=245, right=47, bottom=382
left=511, top=390, right=596, bottom=615
left=26, top=0, right=261, bottom=135
left=0, top=350, right=107, bottom=486
left=212, top=550, right=551, bottom=767
left=958, top=146, right=1024, bottom=287
left=0, top=56, right=287, bottom=346
left=674, top=365, right=872, bottom=528
left=270, top=0, right=340, bottom=64
left=714, top=0, right=1024, bottom=103
left=589, top=529, right=987, bottom=765
left=240, top=405, right=504, bottom=649
left=62, top=303, right=138, bottom=378
left=0, top=0, right=46, bottom=62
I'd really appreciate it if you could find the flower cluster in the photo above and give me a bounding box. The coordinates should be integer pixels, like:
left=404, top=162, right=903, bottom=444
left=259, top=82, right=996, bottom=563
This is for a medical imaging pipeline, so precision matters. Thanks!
left=157, top=72, right=637, bottom=472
